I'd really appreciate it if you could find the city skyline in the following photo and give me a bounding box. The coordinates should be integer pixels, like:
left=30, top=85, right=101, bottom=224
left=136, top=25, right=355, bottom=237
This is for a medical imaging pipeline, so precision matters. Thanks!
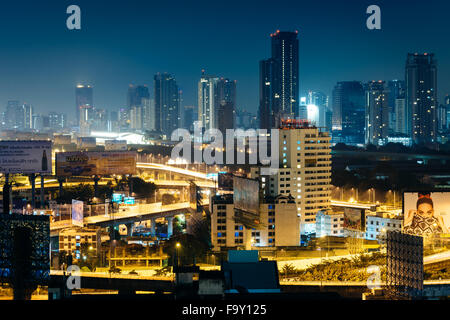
left=0, top=0, right=450, bottom=116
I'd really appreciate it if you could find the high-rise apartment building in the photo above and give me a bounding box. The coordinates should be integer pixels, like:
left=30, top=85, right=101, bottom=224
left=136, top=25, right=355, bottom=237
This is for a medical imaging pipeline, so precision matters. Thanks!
left=387, top=80, right=405, bottom=133
left=365, top=81, right=389, bottom=145
left=405, top=53, right=437, bottom=144
left=251, top=119, right=331, bottom=235
left=198, top=73, right=219, bottom=131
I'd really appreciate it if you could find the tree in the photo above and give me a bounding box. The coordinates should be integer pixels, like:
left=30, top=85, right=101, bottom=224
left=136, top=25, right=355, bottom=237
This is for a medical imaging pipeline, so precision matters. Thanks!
left=129, top=177, right=156, bottom=199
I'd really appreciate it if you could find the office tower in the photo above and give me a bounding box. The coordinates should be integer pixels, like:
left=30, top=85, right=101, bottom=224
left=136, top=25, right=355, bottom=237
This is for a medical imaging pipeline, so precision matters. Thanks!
left=395, top=95, right=407, bottom=135
left=437, top=104, right=447, bottom=132
left=90, top=108, right=107, bottom=131
left=387, top=80, right=405, bottom=133
left=307, top=91, right=329, bottom=128
left=259, top=30, right=299, bottom=129
left=142, top=98, right=156, bottom=131
left=251, top=120, right=331, bottom=234
left=118, top=107, right=130, bottom=130
left=23, top=104, right=33, bottom=130
left=259, top=59, right=275, bottom=129
left=198, top=72, right=219, bottom=131
left=107, top=111, right=120, bottom=132
left=48, top=112, right=66, bottom=130
left=365, top=81, right=389, bottom=145
left=271, top=30, right=299, bottom=121
left=217, top=102, right=235, bottom=133
left=130, top=106, right=143, bottom=130
left=127, top=84, right=150, bottom=109
left=79, top=105, right=92, bottom=135
left=4, top=100, right=22, bottom=130
left=405, top=53, right=437, bottom=144
left=182, top=105, right=197, bottom=131
left=75, top=84, right=93, bottom=124
left=446, top=95, right=450, bottom=131
left=332, top=81, right=365, bottom=145
left=299, top=97, right=308, bottom=120
left=154, top=73, right=180, bottom=136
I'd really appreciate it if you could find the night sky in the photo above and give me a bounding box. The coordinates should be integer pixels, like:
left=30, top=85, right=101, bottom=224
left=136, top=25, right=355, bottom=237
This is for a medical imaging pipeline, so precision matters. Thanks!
left=0, top=0, right=449, bottom=118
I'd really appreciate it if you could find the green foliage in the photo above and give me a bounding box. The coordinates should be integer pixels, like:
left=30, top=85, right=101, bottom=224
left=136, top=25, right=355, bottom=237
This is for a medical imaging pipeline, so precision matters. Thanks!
left=81, top=266, right=91, bottom=272
left=154, top=265, right=171, bottom=277
left=129, top=177, right=156, bottom=199
left=162, top=193, right=177, bottom=205
left=290, top=253, right=387, bottom=282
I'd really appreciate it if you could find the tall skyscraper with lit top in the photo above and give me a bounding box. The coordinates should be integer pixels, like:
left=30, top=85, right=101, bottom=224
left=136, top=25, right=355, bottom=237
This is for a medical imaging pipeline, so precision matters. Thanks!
left=405, top=53, right=437, bottom=144
left=75, top=84, right=93, bottom=124
left=259, top=30, right=299, bottom=129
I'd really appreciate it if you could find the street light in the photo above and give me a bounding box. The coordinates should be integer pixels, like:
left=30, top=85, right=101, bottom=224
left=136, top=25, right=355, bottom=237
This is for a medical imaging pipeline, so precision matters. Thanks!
left=175, top=242, right=181, bottom=269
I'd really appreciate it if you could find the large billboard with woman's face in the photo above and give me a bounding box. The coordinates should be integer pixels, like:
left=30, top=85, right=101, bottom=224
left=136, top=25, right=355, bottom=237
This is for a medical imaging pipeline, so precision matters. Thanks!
left=403, top=192, right=450, bottom=236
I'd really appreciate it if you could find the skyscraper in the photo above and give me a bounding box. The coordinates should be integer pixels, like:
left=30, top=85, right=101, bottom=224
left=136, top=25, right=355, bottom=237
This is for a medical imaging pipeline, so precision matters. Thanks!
left=154, top=73, right=180, bottom=136
left=307, top=91, right=329, bottom=128
left=259, top=30, right=299, bottom=129
left=259, top=58, right=275, bottom=129
left=75, top=84, right=93, bottom=124
left=22, top=103, right=33, bottom=130
left=271, top=30, right=299, bottom=121
left=127, top=85, right=150, bottom=109
left=387, top=80, right=405, bottom=133
left=405, top=53, right=437, bottom=144
left=332, top=81, right=365, bottom=145
left=198, top=72, right=219, bottom=131
left=217, top=78, right=236, bottom=131
left=365, top=81, right=389, bottom=145
left=4, top=100, right=22, bottom=130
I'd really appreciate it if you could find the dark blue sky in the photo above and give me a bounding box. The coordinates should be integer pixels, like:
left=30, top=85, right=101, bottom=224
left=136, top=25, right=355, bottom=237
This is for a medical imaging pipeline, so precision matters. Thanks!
left=0, top=0, right=449, bottom=117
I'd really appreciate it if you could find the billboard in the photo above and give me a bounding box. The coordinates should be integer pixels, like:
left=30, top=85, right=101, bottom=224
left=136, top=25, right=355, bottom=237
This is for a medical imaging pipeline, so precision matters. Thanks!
left=218, top=172, right=234, bottom=191
left=71, top=200, right=84, bottom=227
left=0, top=140, right=52, bottom=174
left=343, top=207, right=365, bottom=232
left=56, top=151, right=136, bottom=177
left=403, top=192, right=450, bottom=236
left=233, top=176, right=260, bottom=216
left=105, top=140, right=127, bottom=151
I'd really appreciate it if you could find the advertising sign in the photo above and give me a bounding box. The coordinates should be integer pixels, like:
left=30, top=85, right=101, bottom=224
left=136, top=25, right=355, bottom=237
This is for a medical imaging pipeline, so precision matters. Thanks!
left=71, top=200, right=84, bottom=227
left=0, top=140, right=52, bottom=174
left=403, top=192, right=450, bottom=236
left=218, top=172, right=234, bottom=191
left=56, top=151, right=136, bottom=177
left=233, top=176, right=260, bottom=216
left=343, top=207, right=365, bottom=232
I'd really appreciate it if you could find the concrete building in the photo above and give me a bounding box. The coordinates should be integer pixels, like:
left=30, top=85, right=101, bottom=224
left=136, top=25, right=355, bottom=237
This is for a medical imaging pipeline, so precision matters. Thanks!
left=365, top=81, right=389, bottom=146
left=57, top=227, right=101, bottom=260
left=364, top=212, right=403, bottom=242
left=211, top=194, right=300, bottom=251
left=252, top=120, right=332, bottom=235
left=315, top=211, right=344, bottom=238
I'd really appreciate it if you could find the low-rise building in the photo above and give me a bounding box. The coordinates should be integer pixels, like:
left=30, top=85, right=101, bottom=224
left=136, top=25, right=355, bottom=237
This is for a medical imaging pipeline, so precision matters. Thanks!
left=211, top=194, right=300, bottom=251
left=57, top=227, right=101, bottom=260
left=315, top=211, right=344, bottom=238
left=365, top=212, right=403, bottom=242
